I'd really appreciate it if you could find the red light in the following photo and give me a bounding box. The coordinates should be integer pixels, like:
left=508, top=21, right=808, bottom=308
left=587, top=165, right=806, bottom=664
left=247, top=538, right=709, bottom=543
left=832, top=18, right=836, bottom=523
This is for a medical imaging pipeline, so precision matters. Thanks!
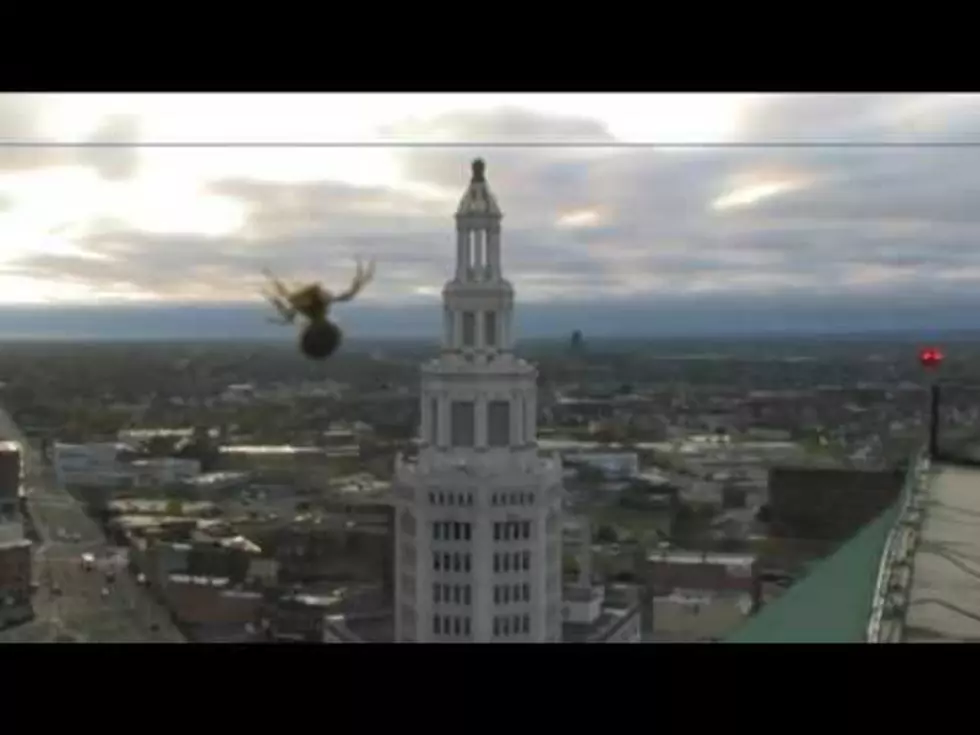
left=919, top=347, right=945, bottom=370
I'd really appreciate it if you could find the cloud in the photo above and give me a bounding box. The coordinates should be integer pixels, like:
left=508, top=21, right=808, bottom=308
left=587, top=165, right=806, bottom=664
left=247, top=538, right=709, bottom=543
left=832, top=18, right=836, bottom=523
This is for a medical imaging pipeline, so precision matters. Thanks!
left=76, top=114, right=141, bottom=180
left=8, top=95, right=980, bottom=323
left=0, top=97, right=141, bottom=180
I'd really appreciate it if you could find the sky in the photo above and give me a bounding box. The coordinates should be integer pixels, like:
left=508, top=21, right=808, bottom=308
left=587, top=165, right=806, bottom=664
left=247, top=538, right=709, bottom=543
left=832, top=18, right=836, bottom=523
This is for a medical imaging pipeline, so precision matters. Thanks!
left=2, top=92, right=980, bottom=338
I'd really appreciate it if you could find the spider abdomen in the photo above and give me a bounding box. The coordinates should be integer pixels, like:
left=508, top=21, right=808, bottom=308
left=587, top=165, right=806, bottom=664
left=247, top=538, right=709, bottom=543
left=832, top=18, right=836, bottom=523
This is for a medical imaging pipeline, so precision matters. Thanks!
left=300, top=320, right=342, bottom=360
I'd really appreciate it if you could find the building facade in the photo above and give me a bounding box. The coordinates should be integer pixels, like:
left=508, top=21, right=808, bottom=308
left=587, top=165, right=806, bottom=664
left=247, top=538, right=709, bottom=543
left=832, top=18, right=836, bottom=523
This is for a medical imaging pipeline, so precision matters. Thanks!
left=394, top=160, right=565, bottom=643
left=0, top=522, right=32, bottom=628
left=0, top=442, right=22, bottom=519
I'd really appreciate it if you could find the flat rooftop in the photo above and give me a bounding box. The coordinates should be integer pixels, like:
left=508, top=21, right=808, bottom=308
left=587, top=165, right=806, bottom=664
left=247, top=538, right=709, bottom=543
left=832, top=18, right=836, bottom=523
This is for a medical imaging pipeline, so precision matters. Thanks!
left=904, top=463, right=980, bottom=642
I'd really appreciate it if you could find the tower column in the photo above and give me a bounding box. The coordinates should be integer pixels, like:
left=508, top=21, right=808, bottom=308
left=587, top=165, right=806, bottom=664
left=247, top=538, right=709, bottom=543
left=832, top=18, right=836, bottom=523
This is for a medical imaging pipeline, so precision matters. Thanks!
left=456, top=230, right=468, bottom=280
left=487, top=228, right=501, bottom=280
left=475, top=396, right=488, bottom=448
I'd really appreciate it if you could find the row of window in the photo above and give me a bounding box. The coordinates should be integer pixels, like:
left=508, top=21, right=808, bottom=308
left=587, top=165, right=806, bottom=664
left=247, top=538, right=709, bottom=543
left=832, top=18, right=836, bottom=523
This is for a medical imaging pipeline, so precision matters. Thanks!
left=494, top=551, right=530, bottom=573
left=494, top=583, right=531, bottom=605
left=426, top=491, right=534, bottom=507
left=431, top=551, right=530, bottom=573
left=433, top=552, right=472, bottom=573
left=494, top=615, right=530, bottom=637
left=433, top=615, right=471, bottom=636
left=428, top=492, right=474, bottom=507
left=433, top=583, right=472, bottom=606
left=494, top=521, right=531, bottom=542
left=430, top=399, right=525, bottom=448
left=492, top=492, right=534, bottom=507
left=433, top=521, right=472, bottom=542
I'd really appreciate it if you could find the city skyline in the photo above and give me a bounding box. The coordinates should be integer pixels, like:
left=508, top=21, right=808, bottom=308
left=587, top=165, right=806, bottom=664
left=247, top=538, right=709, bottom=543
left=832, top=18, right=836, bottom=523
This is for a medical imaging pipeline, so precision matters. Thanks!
left=2, top=93, right=980, bottom=336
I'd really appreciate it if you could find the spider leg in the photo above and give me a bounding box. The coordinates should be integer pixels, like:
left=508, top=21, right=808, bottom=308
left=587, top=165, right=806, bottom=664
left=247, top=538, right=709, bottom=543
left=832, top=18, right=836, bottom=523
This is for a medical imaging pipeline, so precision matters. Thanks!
left=262, top=268, right=295, bottom=302
left=262, top=288, right=297, bottom=325
left=334, top=258, right=376, bottom=302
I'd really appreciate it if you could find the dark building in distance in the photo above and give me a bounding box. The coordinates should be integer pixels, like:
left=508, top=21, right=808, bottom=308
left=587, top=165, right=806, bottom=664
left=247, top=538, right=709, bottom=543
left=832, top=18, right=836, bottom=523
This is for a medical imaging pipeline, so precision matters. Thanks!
left=767, top=466, right=905, bottom=543
left=0, top=442, right=22, bottom=520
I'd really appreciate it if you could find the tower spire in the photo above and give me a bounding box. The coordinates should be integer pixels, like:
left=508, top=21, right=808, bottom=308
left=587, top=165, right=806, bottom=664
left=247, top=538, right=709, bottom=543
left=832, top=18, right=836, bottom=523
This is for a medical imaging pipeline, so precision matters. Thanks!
left=455, top=158, right=502, bottom=284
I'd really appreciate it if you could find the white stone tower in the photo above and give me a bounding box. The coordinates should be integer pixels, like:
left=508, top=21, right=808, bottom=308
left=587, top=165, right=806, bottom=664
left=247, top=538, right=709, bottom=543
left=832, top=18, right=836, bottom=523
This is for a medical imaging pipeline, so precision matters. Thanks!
left=393, top=159, right=564, bottom=643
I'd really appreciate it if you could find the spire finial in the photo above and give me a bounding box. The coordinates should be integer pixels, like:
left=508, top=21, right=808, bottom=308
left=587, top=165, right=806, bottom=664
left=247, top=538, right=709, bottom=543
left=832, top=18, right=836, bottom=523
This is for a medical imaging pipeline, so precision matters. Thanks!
left=471, top=158, right=486, bottom=183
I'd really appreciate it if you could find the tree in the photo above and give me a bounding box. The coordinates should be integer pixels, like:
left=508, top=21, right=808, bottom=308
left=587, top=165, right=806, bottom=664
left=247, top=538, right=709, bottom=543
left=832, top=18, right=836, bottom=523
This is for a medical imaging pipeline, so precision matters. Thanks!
left=165, top=499, right=184, bottom=516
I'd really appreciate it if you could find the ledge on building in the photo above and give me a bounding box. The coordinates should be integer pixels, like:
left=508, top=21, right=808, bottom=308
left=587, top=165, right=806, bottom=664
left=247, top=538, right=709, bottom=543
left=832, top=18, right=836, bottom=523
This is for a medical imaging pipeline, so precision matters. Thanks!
left=726, top=503, right=900, bottom=643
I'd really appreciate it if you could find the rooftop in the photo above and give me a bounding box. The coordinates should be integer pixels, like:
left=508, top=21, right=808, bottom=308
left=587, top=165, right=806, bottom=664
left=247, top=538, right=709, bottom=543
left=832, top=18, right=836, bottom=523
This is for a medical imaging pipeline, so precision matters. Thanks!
left=899, top=463, right=980, bottom=642
left=727, top=445, right=980, bottom=644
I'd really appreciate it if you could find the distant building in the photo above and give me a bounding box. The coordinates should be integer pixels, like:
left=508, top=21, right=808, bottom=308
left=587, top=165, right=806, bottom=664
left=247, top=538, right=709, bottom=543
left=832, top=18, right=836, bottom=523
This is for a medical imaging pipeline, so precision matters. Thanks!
left=562, top=582, right=642, bottom=643
left=564, top=451, right=640, bottom=480
left=561, top=518, right=641, bottom=642
left=52, top=442, right=200, bottom=493
left=160, top=574, right=261, bottom=642
left=767, top=466, right=905, bottom=542
left=645, top=549, right=759, bottom=642
left=0, top=522, right=32, bottom=627
left=0, top=442, right=21, bottom=519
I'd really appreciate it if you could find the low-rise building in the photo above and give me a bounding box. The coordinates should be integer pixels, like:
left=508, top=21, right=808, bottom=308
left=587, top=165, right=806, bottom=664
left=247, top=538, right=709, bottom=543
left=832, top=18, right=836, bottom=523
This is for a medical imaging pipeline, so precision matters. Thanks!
left=646, top=549, right=759, bottom=642
left=561, top=582, right=642, bottom=643
left=161, top=574, right=262, bottom=642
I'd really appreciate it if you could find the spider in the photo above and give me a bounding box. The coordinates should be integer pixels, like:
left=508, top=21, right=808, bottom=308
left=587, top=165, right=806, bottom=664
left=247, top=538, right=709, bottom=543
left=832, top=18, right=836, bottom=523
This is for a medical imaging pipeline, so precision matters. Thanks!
left=261, top=258, right=376, bottom=360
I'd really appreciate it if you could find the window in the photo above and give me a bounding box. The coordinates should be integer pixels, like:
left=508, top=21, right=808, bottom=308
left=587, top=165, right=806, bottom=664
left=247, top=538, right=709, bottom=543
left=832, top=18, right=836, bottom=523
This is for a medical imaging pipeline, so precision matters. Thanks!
left=433, top=522, right=441, bottom=541
left=492, top=494, right=498, bottom=506
left=448, top=493, right=455, bottom=506
left=443, top=553, right=451, bottom=570
left=503, top=554, right=510, bottom=572
left=522, top=521, right=531, bottom=540
left=494, top=586, right=500, bottom=604
left=487, top=400, right=511, bottom=447
left=463, top=554, right=471, bottom=572
left=464, top=618, right=471, bottom=636
left=512, top=584, right=520, bottom=601
left=493, top=522, right=501, bottom=541
left=438, top=492, right=444, bottom=505
left=453, top=585, right=461, bottom=604
left=522, top=615, right=530, bottom=634
left=433, top=584, right=441, bottom=604
left=493, top=554, right=500, bottom=573
left=428, top=492, right=435, bottom=505
left=453, top=522, right=461, bottom=541
left=430, top=397, right=439, bottom=444
left=453, top=553, right=461, bottom=572
left=461, top=312, right=476, bottom=347
left=464, top=585, right=471, bottom=605
left=453, top=617, right=461, bottom=635
left=463, top=523, right=472, bottom=541
left=521, top=551, right=530, bottom=571
left=484, top=311, right=497, bottom=347
left=450, top=401, right=476, bottom=448
left=434, top=616, right=441, bottom=635
left=502, top=617, right=511, bottom=636
left=433, top=553, right=441, bottom=571
left=522, top=583, right=530, bottom=602
left=503, top=586, right=510, bottom=603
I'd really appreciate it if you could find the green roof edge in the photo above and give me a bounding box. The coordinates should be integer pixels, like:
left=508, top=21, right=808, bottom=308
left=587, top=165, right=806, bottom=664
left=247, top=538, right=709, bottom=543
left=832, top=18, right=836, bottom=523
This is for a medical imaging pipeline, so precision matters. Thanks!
left=726, top=502, right=901, bottom=644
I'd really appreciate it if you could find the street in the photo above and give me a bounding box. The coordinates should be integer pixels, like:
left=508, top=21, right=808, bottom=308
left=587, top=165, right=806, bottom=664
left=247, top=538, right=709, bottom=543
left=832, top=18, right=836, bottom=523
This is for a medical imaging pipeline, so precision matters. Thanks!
left=0, top=407, right=184, bottom=643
